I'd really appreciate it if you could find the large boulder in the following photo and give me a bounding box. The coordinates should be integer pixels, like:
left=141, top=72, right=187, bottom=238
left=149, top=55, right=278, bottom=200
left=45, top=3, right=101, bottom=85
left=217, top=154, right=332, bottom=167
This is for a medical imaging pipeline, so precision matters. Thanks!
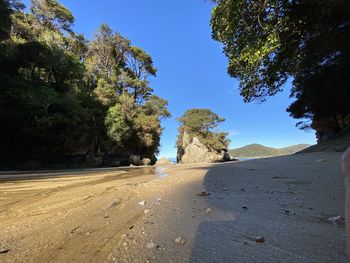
left=177, top=131, right=233, bottom=163
left=129, top=155, right=141, bottom=166
left=141, top=158, right=151, bottom=166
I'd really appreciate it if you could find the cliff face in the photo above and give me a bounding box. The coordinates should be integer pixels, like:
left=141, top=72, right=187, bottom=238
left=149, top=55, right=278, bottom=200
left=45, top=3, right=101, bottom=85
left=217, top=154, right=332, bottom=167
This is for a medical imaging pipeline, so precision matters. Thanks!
left=177, top=132, right=232, bottom=163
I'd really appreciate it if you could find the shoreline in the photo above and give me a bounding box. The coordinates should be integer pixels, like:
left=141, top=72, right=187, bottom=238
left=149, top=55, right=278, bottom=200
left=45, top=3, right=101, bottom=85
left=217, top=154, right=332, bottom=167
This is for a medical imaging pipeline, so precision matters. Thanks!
left=0, top=151, right=346, bottom=262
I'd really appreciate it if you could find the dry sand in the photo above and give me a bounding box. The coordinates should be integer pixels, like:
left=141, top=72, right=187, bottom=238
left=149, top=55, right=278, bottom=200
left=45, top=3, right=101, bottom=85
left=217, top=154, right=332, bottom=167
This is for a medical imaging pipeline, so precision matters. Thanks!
left=0, top=152, right=347, bottom=262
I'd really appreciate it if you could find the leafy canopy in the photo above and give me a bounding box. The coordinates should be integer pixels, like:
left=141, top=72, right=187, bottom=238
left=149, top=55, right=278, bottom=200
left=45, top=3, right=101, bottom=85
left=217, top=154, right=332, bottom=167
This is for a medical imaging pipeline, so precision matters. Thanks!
left=211, top=0, right=350, bottom=131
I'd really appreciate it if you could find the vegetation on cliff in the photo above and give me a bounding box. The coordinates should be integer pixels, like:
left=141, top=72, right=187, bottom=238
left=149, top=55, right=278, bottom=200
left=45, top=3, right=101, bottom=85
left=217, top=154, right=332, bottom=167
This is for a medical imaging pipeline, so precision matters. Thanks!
left=211, top=0, right=350, bottom=138
left=0, top=0, right=170, bottom=166
left=229, top=144, right=310, bottom=158
left=176, top=109, right=230, bottom=151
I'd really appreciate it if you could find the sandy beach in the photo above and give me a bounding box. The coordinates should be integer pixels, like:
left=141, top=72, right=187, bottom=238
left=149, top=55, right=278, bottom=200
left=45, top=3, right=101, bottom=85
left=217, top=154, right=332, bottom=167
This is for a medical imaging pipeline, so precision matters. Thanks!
left=0, top=152, right=346, bottom=262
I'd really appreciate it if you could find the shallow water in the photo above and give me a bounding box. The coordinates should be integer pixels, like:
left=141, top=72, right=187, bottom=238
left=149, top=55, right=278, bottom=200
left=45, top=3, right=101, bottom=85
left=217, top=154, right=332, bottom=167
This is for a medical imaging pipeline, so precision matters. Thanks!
left=154, top=166, right=170, bottom=178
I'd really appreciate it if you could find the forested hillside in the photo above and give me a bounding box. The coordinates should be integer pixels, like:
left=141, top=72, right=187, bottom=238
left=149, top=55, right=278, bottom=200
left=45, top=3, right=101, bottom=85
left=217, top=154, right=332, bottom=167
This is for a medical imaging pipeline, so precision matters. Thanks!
left=0, top=0, right=170, bottom=168
left=229, top=144, right=310, bottom=158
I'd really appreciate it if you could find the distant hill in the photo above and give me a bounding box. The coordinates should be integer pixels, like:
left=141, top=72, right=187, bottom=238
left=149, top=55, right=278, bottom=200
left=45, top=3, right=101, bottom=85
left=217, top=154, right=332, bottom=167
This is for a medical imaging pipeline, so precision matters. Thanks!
left=229, top=143, right=311, bottom=158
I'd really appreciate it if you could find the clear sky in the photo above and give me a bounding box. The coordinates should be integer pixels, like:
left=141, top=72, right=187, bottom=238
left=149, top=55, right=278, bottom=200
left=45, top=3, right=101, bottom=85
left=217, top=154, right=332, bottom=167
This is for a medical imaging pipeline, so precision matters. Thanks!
left=23, top=0, right=316, bottom=157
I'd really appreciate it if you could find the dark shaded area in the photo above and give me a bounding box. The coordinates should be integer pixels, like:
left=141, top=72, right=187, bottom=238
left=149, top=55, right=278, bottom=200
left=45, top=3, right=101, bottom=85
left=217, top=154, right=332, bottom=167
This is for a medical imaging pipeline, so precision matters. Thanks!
left=0, top=165, right=155, bottom=182
left=189, top=156, right=346, bottom=262
left=299, top=127, right=350, bottom=154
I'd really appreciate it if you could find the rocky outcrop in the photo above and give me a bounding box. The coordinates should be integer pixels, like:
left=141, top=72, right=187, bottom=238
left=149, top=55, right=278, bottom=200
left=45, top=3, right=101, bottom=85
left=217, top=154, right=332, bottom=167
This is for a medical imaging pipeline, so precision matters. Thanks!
left=129, top=155, right=141, bottom=166
left=141, top=158, right=151, bottom=166
left=312, top=114, right=350, bottom=144
left=177, top=132, right=233, bottom=163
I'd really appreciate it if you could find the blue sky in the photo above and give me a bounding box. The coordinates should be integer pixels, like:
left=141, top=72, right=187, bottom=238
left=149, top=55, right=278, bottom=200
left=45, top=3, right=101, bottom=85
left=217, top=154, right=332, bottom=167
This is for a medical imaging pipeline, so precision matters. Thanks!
left=23, top=0, right=316, bottom=157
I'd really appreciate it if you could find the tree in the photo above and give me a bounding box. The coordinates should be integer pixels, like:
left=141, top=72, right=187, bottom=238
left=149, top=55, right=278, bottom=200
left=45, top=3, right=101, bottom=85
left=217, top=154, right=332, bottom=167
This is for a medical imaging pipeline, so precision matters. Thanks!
left=31, top=0, right=74, bottom=33
left=142, top=95, right=171, bottom=119
left=178, top=109, right=225, bottom=134
left=211, top=0, right=350, bottom=132
left=0, top=0, right=12, bottom=40
left=123, top=45, right=157, bottom=102
left=86, top=24, right=126, bottom=82
left=87, top=24, right=156, bottom=103
left=0, top=0, right=169, bottom=167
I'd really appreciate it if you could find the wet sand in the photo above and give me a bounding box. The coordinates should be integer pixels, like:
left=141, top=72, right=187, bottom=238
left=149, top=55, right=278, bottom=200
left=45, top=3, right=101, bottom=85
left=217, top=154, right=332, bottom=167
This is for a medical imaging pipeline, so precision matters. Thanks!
left=0, top=152, right=347, bottom=262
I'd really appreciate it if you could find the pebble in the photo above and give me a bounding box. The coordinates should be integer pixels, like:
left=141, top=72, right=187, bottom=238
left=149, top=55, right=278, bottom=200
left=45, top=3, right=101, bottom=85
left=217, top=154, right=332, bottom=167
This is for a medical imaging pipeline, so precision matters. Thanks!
left=242, top=206, right=248, bottom=210
left=205, top=208, right=213, bottom=214
left=146, top=242, right=155, bottom=249
left=255, top=236, right=265, bottom=243
left=138, top=201, right=146, bottom=206
left=174, top=237, right=186, bottom=245
left=328, top=216, right=345, bottom=225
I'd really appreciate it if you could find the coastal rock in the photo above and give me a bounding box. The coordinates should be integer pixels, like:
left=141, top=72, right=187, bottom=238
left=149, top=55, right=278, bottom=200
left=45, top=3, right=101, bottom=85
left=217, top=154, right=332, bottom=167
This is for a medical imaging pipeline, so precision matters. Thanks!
left=86, top=155, right=103, bottom=166
left=129, top=155, right=141, bottom=166
left=141, top=158, right=151, bottom=166
left=177, top=131, right=232, bottom=163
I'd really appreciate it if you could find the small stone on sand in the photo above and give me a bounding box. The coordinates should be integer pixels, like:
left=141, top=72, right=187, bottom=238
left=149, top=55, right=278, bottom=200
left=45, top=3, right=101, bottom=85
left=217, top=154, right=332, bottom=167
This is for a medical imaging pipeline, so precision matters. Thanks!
left=138, top=200, right=146, bottom=206
left=175, top=237, right=186, bottom=245
left=205, top=208, right=213, bottom=214
left=146, top=242, right=155, bottom=249
left=255, top=236, right=265, bottom=243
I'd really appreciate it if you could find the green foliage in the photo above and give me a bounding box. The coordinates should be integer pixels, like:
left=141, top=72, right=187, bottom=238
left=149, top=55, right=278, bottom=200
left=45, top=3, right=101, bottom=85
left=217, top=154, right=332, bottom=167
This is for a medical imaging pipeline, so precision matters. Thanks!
left=143, top=95, right=171, bottom=119
left=177, top=109, right=230, bottom=151
left=211, top=0, right=350, bottom=132
left=0, top=0, right=12, bottom=40
left=31, top=0, right=74, bottom=33
left=93, top=79, right=118, bottom=107
left=86, top=24, right=156, bottom=103
left=178, top=109, right=225, bottom=134
left=0, top=0, right=170, bottom=165
left=105, top=103, right=130, bottom=144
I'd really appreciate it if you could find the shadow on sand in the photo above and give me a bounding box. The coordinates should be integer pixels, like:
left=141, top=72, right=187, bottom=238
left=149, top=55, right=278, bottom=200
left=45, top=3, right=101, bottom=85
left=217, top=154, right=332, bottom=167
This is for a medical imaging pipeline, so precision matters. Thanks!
left=188, top=156, right=346, bottom=263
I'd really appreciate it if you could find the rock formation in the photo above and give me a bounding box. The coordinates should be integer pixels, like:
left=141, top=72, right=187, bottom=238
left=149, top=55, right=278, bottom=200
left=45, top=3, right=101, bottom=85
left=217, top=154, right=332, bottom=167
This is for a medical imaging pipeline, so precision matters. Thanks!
left=177, top=132, right=233, bottom=163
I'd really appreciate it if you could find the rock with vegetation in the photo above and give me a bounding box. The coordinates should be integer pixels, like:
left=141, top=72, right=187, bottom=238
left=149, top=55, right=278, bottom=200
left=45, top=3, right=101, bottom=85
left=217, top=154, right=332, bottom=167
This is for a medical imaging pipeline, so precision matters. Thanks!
left=0, top=0, right=170, bottom=168
left=176, top=109, right=232, bottom=163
